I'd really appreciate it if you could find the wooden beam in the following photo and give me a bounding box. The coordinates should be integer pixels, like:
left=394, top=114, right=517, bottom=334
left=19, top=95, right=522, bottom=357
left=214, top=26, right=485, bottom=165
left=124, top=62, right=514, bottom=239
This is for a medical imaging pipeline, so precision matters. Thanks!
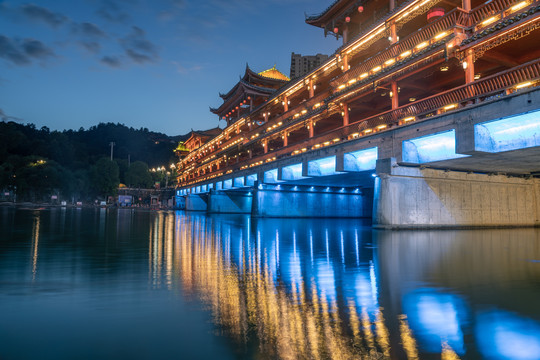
left=482, top=51, right=520, bottom=68
left=520, top=48, right=540, bottom=63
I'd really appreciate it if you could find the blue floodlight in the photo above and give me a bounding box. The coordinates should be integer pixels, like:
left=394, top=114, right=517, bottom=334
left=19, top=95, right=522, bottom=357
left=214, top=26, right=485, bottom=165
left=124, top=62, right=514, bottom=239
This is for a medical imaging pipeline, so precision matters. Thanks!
left=264, top=168, right=280, bottom=183
left=402, top=130, right=468, bottom=163
left=308, top=156, right=340, bottom=176
left=475, top=109, right=540, bottom=152
left=246, top=174, right=258, bottom=186
left=344, top=147, right=378, bottom=171
left=281, top=163, right=306, bottom=180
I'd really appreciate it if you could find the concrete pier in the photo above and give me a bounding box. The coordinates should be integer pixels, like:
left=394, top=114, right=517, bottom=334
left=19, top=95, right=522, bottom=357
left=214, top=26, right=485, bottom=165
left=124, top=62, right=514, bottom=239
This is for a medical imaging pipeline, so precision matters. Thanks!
left=185, top=193, right=209, bottom=212
left=373, top=158, right=540, bottom=229
left=207, top=189, right=252, bottom=214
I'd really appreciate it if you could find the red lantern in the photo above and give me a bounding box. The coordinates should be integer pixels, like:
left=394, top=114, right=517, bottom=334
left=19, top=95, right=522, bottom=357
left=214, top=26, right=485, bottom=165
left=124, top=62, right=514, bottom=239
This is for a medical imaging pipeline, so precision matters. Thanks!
left=358, top=6, right=364, bottom=12
left=427, top=7, right=445, bottom=22
left=345, top=16, right=351, bottom=22
left=333, top=27, right=339, bottom=33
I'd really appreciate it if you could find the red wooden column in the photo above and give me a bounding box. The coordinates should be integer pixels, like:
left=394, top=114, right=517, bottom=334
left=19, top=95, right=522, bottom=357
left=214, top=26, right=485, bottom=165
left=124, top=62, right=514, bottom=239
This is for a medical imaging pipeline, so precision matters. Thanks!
left=343, top=105, right=349, bottom=127
left=391, top=81, right=399, bottom=109
left=464, top=50, right=475, bottom=84
left=309, top=79, right=314, bottom=98
left=283, top=132, right=288, bottom=147
left=308, top=120, right=314, bottom=138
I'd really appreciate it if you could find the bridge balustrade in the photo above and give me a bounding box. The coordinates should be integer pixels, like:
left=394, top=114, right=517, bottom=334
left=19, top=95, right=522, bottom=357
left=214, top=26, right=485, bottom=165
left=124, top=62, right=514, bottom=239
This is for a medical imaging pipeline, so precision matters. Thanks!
left=333, top=8, right=469, bottom=88
left=469, top=0, right=539, bottom=26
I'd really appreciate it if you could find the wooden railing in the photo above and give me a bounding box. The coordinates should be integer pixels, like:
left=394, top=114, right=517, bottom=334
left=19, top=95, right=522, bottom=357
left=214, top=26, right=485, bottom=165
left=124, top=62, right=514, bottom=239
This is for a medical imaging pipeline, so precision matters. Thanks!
left=469, top=0, right=536, bottom=25
left=342, top=58, right=540, bottom=133
left=332, top=8, right=468, bottom=87
left=239, top=92, right=330, bottom=147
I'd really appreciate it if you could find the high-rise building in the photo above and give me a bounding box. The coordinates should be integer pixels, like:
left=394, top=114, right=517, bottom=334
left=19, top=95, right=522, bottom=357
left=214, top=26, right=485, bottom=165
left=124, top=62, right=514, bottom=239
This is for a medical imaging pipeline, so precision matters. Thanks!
left=290, top=53, right=329, bottom=79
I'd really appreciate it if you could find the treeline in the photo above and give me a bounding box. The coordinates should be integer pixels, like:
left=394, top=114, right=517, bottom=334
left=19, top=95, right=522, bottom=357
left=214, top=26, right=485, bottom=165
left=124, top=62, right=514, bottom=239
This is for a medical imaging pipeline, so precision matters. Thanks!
left=0, top=122, right=181, bottom=202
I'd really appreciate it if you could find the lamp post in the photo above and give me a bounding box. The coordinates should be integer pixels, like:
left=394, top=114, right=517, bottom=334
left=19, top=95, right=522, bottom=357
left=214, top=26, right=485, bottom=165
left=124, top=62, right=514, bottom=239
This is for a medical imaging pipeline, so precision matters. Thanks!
left=109, top=142, right=115, bottom=161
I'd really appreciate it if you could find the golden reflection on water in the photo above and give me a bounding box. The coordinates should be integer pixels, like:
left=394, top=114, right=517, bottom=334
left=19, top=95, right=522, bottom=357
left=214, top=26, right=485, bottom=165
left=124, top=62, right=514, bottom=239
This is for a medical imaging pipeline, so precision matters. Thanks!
left=147, top=214, right=396, bottom=359
left=398, top=315, right=419, bottom=360
left=441, top=342, right=461, bottom=360
left=146, top=213, right=540, bottom=359
left=30, top=212, right=40, bottom=281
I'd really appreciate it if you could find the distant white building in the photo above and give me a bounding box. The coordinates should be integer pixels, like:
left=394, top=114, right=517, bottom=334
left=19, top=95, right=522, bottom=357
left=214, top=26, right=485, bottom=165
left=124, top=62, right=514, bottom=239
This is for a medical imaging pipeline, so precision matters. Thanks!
left=290, top=52, right=329, bottom=79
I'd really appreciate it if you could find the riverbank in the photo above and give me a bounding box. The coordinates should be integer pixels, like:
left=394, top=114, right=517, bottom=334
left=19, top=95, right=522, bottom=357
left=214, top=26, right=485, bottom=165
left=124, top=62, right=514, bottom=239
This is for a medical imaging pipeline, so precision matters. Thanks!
left=0, top=201, right=175, bottom=211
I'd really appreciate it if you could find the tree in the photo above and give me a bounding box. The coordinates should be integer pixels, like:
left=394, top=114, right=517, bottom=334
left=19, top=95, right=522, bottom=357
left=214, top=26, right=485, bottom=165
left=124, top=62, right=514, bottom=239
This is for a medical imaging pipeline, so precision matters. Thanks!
left=125, top=161, right=152, bottom=188
left=91, top=157, right=119, bottom=198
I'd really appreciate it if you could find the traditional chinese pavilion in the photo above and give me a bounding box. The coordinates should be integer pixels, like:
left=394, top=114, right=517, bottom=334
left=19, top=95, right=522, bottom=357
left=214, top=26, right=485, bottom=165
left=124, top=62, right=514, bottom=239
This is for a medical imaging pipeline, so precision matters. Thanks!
left=210, top=65, right=290, bottom=127
left=176, top=0, right=540, bottom=188
left=183, top=127, right=223, bottom=152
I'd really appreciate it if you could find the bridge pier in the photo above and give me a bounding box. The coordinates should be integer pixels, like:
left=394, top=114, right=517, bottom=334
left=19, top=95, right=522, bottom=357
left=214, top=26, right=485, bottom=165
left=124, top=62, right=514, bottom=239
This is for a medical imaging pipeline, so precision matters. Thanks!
left=252, top=182, right=373, bottom=218
left=373, top=158, right=540, bottom=229
left=185, top=193, right=209, bottom=212
left=207, top=189, right=252, bottom=214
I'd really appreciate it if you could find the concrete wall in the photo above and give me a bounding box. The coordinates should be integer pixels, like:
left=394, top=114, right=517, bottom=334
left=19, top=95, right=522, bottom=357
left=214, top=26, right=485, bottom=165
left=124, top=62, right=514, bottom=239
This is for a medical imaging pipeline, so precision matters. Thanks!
left=185, top=193, right=209, bottom=212
left=373, top=159, right=540, bottom=229
left=252, top=185, right=373, bottom=218
left=207, top=190, right=252, bottom=214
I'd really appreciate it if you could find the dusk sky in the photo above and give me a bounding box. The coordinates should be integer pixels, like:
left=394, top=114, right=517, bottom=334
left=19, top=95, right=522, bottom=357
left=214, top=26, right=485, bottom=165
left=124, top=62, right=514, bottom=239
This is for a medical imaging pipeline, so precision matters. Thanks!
left=0, top=0, right=339, bottom=136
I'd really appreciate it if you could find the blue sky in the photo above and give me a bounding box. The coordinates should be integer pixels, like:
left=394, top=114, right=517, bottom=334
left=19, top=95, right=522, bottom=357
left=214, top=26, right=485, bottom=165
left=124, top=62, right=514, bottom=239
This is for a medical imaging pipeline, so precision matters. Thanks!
left=0, top=0, right=339, bottom=135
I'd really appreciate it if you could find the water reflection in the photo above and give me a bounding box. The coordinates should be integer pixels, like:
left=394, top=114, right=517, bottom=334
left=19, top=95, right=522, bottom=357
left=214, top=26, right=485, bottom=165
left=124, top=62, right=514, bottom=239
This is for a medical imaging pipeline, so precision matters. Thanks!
left=2, top=208, right=539, bottom=359
left=30, top=211, right=40, bottom=280
left=147, top=213, right=540, bottom=360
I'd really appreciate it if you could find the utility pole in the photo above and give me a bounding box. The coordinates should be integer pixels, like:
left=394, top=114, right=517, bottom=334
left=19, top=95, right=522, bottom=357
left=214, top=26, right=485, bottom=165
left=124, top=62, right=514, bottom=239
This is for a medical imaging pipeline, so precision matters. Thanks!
left=109, top=142, right=115, bottom=161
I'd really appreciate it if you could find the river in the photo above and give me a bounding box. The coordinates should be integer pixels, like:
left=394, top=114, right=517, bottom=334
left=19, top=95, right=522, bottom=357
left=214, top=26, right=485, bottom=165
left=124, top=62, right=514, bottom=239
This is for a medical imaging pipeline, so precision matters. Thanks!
left=1, top=207, right=539, bottom=359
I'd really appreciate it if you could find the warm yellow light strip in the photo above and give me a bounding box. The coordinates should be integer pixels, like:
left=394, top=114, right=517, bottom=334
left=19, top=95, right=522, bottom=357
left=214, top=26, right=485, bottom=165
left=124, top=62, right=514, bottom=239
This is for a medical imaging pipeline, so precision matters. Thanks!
left=444, top=104, right=457, bottom=110
left=509, top=0, right=529, bottom=12
left=515, top=81, right=533, bottom=89
left=481, top=15, right=500, bottom=27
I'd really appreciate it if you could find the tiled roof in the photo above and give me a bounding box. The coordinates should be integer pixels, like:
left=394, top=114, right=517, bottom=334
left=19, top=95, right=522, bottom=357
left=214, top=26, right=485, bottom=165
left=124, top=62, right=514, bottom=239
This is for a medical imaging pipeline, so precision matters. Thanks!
left=258, top=66, right=290, bottom=81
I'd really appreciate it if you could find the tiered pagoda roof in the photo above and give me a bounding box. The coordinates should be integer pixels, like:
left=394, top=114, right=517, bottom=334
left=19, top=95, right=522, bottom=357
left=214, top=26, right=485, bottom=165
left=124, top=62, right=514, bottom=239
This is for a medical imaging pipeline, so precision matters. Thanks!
left=184, top=127, right=223, bottom=151
left=210, top=65, right=290, bottom=120
left=305, top=0, right=355, bottom=25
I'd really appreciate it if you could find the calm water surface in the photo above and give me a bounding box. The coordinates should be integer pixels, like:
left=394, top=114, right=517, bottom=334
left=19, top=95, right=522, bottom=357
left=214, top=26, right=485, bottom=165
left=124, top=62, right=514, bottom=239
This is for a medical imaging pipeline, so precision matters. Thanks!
left=1, top=207, right=539, bottom=359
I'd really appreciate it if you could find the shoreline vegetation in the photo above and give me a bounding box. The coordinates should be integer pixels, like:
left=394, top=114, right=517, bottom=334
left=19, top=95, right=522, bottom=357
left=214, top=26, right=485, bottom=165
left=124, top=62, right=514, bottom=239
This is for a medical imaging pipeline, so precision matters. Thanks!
left=0, top=201, right=176, bottom=211
left=0, top=121, right=185, bottom=204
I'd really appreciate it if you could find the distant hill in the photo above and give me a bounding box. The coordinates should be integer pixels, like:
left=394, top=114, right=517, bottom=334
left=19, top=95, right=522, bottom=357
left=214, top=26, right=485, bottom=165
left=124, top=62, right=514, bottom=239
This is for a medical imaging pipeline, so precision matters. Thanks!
left=0, top=121, right=212, bottom=202
left=0, top=122, right=200, bottom=168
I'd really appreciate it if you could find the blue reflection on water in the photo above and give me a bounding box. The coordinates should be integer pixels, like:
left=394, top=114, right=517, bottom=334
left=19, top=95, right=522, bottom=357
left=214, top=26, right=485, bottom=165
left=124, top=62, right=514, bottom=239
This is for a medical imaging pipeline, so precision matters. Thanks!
left=476, top=310, right=540, bottom=360
left=2, top=208, right=540, bottom=359
left=403, top=288, right=468, bottom=355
